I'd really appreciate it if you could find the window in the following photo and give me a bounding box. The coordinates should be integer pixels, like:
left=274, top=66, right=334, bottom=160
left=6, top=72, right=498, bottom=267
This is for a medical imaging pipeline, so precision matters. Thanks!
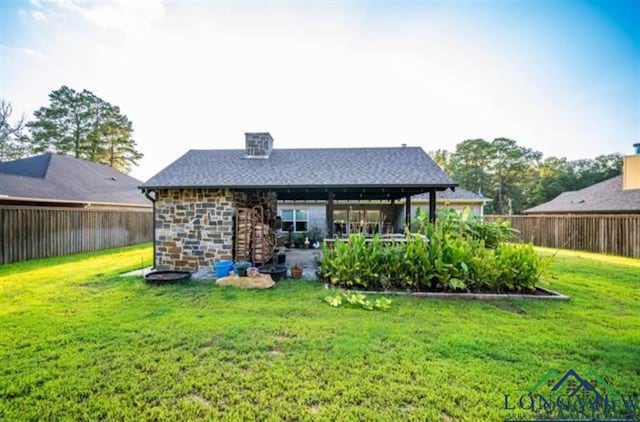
left=280, top=209, right=308, bottom=232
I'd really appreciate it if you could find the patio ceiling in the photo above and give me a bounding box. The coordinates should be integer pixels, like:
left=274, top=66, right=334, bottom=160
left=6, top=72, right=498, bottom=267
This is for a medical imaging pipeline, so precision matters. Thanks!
left=235, top=185, right=454, bottom=201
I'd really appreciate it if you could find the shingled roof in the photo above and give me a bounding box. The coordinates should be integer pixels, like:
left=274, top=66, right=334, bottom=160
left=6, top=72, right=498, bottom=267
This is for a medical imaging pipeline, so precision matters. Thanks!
left=142, top=147, right=456, bottom=189
left=524, top=175, right=640, bottom=214
left=0, top=153, right=150, bottom=207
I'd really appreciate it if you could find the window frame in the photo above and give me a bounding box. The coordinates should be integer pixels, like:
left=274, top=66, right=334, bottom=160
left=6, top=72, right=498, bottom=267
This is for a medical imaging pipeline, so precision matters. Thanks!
left=279, top=208, right=309, bottom=233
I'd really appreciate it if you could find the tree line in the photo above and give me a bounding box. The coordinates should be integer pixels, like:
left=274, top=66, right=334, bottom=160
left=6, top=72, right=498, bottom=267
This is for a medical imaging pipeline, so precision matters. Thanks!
left=432, top=138, right=622, bottom=214
left=0, top=86, right=142, bottom=173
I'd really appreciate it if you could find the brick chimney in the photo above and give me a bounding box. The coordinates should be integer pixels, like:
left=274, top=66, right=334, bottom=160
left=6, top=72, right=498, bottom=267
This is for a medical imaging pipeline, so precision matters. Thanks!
left=245, top=132, right=273, bottom=158
left=622, top=143, right=640, bottom=190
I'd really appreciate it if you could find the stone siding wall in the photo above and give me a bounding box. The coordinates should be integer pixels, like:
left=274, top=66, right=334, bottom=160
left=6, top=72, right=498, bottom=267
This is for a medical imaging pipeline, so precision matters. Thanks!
left=155, top=189, right=234, bottom=271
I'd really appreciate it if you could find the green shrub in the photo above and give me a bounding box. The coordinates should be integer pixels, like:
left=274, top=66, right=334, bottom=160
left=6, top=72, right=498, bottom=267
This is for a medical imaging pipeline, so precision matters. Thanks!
left=320, top=213, right=551, bottom=293
left=418, top=208, right=518, bottom=248
left=493, top=243, right=552, bottom=292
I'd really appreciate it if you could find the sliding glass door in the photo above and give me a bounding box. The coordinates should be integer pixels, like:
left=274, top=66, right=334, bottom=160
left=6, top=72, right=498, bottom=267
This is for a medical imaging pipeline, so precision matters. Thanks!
left=333, top=209, right=381, bottom=236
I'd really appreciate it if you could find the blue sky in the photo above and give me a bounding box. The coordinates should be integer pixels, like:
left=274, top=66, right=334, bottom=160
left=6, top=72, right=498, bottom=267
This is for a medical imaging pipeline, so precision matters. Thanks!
left=1, top=0, right=638, bottom=180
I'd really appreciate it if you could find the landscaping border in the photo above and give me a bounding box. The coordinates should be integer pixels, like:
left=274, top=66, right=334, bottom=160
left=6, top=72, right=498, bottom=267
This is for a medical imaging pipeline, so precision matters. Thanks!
left=324, top=285, right=570, bottom=301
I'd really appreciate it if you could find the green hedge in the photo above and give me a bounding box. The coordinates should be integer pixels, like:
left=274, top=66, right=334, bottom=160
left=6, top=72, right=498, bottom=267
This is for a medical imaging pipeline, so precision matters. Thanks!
left=320, top=211, right=552, bottom=293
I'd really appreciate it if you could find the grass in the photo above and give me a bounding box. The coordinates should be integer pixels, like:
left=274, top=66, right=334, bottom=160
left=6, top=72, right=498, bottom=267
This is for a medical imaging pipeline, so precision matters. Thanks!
left=1, top=244, right=639, bottom=421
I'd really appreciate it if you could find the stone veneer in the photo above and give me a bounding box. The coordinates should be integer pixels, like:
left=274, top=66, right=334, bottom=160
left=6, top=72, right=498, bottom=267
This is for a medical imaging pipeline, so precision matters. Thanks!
left=155, top=189, right=235, bottom=271
left=154, top=188, right=278, bottom=271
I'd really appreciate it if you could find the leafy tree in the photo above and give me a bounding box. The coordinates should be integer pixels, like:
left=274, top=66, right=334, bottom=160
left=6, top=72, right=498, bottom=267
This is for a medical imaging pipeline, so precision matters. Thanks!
left=431, top=149, right=451, bottom=172
left=490, top=138, right=542, bottom=214
left=522, top=156, right=574, bottom=210
left=439, top=138, right=621, bottom=214
left=448, top=139, right=494, bottom=196
left=27, top=86, right=142, bottom=172
left=0, top=100, right=30, bottom=161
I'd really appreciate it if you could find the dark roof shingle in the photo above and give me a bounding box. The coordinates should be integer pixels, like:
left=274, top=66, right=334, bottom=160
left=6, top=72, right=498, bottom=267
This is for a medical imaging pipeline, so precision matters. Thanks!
left=142, top=147, right=456, bottom=188
left=0, top=153, right=149, bottom=206
left=524, top=176, right=640, bottom=214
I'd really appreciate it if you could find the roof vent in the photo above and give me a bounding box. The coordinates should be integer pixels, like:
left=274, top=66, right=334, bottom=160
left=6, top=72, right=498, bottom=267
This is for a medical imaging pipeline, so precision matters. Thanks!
left=245, top=132, right=273, bottom=158
left=401, top=143, right=407, bottom=148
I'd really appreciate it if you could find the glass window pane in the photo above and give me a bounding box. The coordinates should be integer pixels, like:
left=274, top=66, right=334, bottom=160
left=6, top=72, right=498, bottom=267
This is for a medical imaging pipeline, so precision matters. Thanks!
left=366, top=210, right=380, bottom=222
left=333, top=210, right=347, bottom=223
left=349, top=210, right=363, bottom=222
left=282, top=221, right=294, bottom=232
left=295, top=221, right=308, bottom=232
left=295, top=210, right=308, bottom=221
left=281, top=210, right=294, bottom=221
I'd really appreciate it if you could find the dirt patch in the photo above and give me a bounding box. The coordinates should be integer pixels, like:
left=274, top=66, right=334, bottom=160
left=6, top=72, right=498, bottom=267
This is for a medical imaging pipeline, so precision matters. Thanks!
left=490, top=301, right=526, bottom=314
left=266, top=349, right=283, bottom=357
left=199, top=334, right=220, bottom=352
left=183, top=394, right=211, bottom=408
left=276, top=329, right=298, bottom=341
left=309, top=403, right=321, bottom=414
left=441, top=411, right=455, bottom=422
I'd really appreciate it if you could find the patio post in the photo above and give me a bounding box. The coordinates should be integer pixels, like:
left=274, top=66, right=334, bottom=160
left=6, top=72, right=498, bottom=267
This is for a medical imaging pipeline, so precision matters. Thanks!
left=326, top=190, right=334, bottom=238
left=429, top=189, right=436, bottom=224
left=405, top=194, right=411, bottom=232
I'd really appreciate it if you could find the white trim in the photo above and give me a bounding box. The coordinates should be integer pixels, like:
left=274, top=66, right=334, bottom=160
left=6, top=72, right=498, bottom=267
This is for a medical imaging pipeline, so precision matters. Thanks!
left=278, top=207, right=309, bottom=233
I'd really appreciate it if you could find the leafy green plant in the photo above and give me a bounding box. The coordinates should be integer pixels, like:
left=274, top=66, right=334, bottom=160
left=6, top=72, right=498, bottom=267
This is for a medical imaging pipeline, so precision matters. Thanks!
left=324, top=294, right=342, bottom=307
left=235, top=261, right=251, bottom=270
left=324, top=292, right=392, bottom=311
left=320, top=216, right=552, bottom=293
left=306, top=226, right=325, bottom=244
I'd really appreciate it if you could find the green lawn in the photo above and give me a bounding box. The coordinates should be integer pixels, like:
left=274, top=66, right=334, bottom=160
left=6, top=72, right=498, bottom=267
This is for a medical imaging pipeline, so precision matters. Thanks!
left=1, top=244, right=639, bottom=421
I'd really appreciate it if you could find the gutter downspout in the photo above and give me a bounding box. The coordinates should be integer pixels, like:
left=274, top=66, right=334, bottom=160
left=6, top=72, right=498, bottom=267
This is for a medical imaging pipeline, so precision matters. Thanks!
left=143, top=189, right=157, bottom=269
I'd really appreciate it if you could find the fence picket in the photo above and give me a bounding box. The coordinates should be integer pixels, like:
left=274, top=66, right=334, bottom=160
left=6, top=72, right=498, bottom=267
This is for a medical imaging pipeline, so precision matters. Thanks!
left=485, top=214, right=640, bottom=258
left=0, top=206, right=152, bottom=264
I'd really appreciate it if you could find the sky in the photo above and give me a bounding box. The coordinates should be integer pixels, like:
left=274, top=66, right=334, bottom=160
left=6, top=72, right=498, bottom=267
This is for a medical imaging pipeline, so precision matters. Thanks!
left=1, top=0, right=639, bottom=181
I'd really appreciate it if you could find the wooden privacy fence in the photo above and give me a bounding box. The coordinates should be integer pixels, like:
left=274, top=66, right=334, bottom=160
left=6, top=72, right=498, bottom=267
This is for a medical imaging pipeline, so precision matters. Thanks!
left=485, top=214, right=640, bottom=258
left=0, top=206, right=152, bottom=264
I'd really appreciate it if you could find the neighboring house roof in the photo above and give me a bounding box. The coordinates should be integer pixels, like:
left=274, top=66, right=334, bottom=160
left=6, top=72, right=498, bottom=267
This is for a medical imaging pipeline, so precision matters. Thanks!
left=412, top=187, right=488, bottom=203
left=0, top=153, right=150, bottom=207
left=523, top=176, right=640, bottom=214
left=141, top=147, right=456, bottom=189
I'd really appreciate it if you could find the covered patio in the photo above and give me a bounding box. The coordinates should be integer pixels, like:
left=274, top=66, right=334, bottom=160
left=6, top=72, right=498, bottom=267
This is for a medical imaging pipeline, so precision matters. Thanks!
left=255, top=183, right=453, bottom=238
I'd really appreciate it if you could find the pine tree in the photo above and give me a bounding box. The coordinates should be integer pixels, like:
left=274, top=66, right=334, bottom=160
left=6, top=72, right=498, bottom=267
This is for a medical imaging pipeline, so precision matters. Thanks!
left=26, top=86, right=143, bottom=172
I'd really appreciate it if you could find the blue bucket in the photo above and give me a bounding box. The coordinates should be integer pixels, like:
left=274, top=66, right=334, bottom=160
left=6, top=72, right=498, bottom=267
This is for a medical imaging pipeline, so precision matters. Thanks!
left=215, top=260, right=234, bottom=278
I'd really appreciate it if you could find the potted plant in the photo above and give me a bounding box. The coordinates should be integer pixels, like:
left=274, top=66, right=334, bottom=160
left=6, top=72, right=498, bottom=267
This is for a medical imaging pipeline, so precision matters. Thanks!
left=235, top=261, right=251, bottom=277
left=283, top=230, right=292, bottom=249
left=289, top=263, right=304, bottom=279
left=306, top=227, right=325, bottom=249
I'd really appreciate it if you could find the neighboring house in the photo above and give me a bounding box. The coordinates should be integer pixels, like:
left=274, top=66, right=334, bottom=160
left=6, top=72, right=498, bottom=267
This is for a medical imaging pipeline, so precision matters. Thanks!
left=0, top=153, right=151, bottom=265
left=0, top=153, right=150, bottom=209
left=278, top=187, right=488, bottom=236
left=524, top=149, right=640, bottom=214
left=141, top=132, right=457, bottom=270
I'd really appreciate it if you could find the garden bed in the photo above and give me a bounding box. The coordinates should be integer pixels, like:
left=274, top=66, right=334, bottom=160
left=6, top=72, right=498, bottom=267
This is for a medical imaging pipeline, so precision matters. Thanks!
left=325, top=284, right=569, bottom=300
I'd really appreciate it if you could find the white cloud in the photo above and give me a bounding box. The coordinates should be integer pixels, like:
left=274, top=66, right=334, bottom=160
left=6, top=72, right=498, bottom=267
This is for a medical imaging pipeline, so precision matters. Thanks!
left=31, top=10, right=47, bottom=22
left=40, top=0, right=165, bottom=31
left=0, top=45, right=47, bottom=60
left=83, top=0, right=165, bottom=30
